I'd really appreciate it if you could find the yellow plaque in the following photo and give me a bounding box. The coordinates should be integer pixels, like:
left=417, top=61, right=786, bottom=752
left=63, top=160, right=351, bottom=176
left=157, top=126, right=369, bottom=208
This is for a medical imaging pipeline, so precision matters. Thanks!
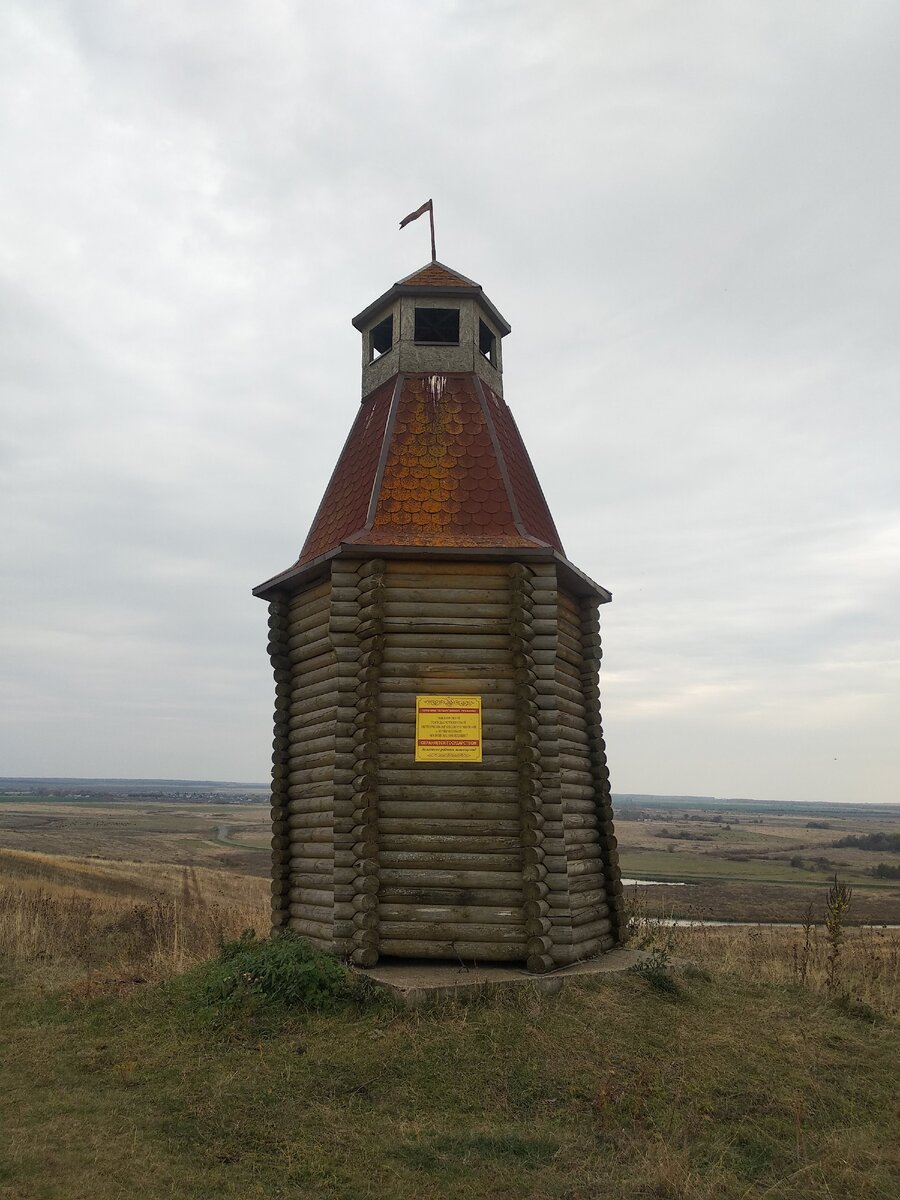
left=415, top=695, right=482, bottom=763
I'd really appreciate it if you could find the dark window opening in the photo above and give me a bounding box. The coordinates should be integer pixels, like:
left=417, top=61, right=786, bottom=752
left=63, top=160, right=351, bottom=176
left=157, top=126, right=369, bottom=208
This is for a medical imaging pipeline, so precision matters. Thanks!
left=479, top=318, right=496, bottom=365
left=370, top=314, right=393, bottom=361
left=414, top=307, right=459, bottom=344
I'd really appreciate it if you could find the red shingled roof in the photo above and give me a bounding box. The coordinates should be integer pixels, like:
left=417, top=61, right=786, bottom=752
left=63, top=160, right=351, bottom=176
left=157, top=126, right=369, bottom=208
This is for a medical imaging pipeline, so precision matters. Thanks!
left=298, top=376, right=394, bottom=564
left=399, top=262, right=476, bottom=288
left=483, top=382, right=563, bottom=551
left=292, top=373, right=564, bottom=566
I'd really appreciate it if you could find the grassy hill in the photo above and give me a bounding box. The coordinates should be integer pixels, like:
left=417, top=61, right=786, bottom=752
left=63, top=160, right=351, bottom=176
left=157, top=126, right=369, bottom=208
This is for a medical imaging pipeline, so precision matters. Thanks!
left=1, top=932, right=898, bottom=1199
left=0, top=815, right=897, bottom=1200
left=0, top=962, right=896, bottom=1199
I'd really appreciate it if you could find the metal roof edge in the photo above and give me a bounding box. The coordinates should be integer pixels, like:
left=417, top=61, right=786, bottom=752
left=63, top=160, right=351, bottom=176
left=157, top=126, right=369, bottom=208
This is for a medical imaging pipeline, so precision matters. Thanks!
left=254, top=543, right=611, bottom=604
left=252, top=547, right=340, bottom=600
left=552, top=552, right=612, bottom=603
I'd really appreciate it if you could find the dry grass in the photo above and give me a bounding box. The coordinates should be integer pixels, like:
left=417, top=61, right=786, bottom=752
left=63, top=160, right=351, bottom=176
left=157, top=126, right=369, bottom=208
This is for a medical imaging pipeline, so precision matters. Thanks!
left=0, top=846, right=267, bottom=902
left=674, top=924, right=898, bottom=1015
left=625, top=885, right=900, bottom=1017
left=0, top=851, right=268, bottom=982
left=2, top=847, right=897, bottom=1019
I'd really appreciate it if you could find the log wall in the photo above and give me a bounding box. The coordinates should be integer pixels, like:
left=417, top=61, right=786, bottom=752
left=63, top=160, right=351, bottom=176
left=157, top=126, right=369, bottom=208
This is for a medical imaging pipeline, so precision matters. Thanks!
left=285, top=578, right=337, bottom=948
left=266, top=555, right=623, bottom=968
left=267, top=593, right=292, bottom=930
left=554, top=589, right=614, bottom=962
left=579, top=594, right=625, bottom=942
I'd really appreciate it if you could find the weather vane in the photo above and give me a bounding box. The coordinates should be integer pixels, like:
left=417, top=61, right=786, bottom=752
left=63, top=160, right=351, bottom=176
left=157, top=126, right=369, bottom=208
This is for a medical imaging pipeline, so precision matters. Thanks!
left=399, top=198, right=436, bottom=262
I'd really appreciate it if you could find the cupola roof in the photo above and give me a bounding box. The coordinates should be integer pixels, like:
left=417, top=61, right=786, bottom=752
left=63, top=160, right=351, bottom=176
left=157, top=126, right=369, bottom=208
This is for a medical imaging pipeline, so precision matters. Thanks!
left=352, top=260, right=511, bottom=338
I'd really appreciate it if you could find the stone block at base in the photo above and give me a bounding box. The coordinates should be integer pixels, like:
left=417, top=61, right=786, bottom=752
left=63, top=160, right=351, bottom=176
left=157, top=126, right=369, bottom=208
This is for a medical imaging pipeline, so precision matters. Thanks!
left=356, top=948, right=648, bottom=1007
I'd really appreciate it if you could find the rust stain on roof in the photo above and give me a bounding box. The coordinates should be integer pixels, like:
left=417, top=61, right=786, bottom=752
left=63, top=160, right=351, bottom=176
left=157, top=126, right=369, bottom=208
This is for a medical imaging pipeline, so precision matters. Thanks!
left=365, top=375, right=518, bottom=545
left=293, top=373, right=564, bottom=566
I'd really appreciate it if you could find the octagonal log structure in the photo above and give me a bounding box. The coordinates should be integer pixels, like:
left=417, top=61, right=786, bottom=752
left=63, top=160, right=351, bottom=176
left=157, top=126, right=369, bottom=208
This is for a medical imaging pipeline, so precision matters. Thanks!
left=256, top=261, right=623, bottom=971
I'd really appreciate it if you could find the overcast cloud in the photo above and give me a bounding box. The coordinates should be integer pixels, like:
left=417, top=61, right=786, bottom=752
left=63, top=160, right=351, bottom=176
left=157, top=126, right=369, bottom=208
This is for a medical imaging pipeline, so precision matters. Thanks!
left=1, top=1, right=898, bottom=802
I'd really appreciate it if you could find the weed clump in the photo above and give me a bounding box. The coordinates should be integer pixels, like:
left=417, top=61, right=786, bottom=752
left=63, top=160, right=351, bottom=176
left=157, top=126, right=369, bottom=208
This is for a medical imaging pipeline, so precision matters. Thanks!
left=824, top=876, right=853, bottom=995
left=193, top=930, right=367, bottom=1021
left=631, top=949, right=680, bottom=997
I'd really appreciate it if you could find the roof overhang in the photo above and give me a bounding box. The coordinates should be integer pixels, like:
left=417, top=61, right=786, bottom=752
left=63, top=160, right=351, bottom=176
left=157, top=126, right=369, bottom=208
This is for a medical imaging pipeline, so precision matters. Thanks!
left=253, top=543, right=611, bottom=604
left=352, top=285, right=511, bottom=339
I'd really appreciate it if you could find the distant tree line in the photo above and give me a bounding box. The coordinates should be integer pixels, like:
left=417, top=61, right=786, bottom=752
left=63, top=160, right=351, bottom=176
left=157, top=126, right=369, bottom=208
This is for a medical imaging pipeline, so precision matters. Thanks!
left=832, top=832, right=900, bottom=853
left=658, top=829, right=716, bottom=842
left=789, top=854, right=832, bottom=872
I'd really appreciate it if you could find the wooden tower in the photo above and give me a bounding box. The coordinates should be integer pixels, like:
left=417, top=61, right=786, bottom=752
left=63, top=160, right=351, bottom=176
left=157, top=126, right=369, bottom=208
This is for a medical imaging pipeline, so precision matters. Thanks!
left=254, top=261, right=624, bottom=972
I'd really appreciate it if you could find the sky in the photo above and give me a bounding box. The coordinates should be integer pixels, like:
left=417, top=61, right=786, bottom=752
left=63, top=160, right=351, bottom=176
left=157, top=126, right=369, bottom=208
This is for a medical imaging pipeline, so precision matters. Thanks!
left=1, top=1, right=898, bottom=803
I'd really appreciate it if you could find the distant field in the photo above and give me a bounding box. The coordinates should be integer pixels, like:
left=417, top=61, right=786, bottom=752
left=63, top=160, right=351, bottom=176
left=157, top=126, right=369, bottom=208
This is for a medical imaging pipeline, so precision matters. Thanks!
left=615, top=802, right=900, bottom=923
left=0, top=784, right=897, bottom=925
left=0, top=792, right=271, bottom=877
left=620, top=847, right=883, bottom=885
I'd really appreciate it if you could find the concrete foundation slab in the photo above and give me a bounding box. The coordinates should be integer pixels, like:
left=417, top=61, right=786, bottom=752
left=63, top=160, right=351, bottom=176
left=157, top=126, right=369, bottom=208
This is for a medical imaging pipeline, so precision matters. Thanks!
left=357, top=948, right=649, bottom=1006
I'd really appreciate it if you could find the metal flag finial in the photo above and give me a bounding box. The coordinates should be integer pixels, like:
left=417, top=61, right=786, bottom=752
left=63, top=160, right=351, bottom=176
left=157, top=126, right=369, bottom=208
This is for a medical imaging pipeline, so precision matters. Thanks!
left=399, top=199, right=436, bottom=262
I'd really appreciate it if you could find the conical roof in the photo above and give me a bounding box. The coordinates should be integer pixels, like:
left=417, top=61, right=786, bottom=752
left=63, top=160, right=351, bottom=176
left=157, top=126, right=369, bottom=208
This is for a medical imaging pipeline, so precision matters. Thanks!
left=254, top=265, right=610, bottom=603
left=295, top=372, right=562, bottom=567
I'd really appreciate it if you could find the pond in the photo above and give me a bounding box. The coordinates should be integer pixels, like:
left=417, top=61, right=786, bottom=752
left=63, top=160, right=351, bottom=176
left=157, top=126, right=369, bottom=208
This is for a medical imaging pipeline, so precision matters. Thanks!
left=620, top=878, right=685, bottom=887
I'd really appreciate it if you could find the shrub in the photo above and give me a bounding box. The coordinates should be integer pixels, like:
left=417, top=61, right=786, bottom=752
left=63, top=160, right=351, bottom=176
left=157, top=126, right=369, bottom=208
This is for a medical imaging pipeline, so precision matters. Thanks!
left=194, top=930, right=364, bottom=1019
left=832, top=832, right=900, bottom=852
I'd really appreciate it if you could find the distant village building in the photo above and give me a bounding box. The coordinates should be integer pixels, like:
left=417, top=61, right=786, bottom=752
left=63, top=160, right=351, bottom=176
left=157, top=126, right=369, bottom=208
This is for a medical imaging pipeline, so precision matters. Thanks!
left=254, top=259, right=623, bottom=972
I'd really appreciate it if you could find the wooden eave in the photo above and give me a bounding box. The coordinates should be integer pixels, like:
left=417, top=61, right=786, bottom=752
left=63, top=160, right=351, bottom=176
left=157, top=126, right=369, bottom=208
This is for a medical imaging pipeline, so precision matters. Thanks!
left=352, top=284, right=511, bottom=338
left=253, top=544, right=611, bottom=604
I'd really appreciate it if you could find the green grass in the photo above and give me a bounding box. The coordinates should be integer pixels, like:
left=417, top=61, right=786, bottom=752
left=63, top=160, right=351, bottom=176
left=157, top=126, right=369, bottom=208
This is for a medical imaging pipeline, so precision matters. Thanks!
left=620, top=848, right=884, bottom=886
left=1, top=960, right=897, bottom=1199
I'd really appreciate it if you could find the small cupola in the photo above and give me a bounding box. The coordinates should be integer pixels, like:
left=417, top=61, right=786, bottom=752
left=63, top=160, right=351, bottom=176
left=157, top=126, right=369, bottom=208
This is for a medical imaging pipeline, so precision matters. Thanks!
left=351, top=261, right=511, bottom=399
